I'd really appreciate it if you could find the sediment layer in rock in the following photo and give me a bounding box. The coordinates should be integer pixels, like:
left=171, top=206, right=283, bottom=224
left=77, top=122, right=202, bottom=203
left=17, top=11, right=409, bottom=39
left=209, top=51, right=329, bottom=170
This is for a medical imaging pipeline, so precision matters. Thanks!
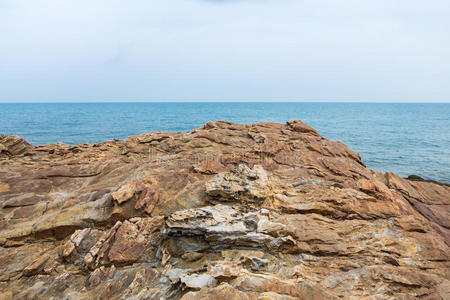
left=0, top=120, right=449, bottom=299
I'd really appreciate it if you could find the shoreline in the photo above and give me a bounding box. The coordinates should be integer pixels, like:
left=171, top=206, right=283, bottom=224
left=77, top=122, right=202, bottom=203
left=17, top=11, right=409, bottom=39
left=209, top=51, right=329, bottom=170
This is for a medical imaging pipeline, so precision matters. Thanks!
left=2, top=102, right=448, bottom=184
left=1, top=120, right=449, bottom=299
left=2, top=124, right=449, bottom=186
left=405, top=174, right=450, bottom=187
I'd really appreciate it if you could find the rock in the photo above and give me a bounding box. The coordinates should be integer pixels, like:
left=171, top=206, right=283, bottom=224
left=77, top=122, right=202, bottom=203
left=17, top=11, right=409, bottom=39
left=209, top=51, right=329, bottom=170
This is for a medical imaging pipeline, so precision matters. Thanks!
left=2, top=193, right=46, bottom=208
left=181, top=251, right=203, bottom=262
left=22, top=254, right=58, bottom=276
left=209, top=261, right=242, bottom=280
left=286, top=120, right=319, bottom=136
left=220, top=250, right=268, bottom=270
left=181, top=273, right=217, bottom=289
left=107, top=221, right=149, bottom=264
left=371, top=265, right=443, bottom=288
left=232, top=270, right=330, bottom=299
left=0, top=290, right=13, bottom=300
left=194, top=160, right=228, bottom=175
left=83, top=216, right=164, bottom=269
left=22, top=254, right=51, bottom=276
left=407, top=174, right=425, bottom=181
left=205, top=164, right=271, bottom=203
left=406, top=174, right=450, bottom=187
left=181, top=282, right=255, bottom=300
left=111, top=178, right=159, bottom=214
left=0, top=120, right=449, bottom=299
left=0, top=143, right=7, bottom=153
left=163, top=204, right=295, bottom=251
left=86, top=265, right=116, bottom=287
left=0, top=135, right=32, bottom=156
left=108, top=217, right=164, bottom=264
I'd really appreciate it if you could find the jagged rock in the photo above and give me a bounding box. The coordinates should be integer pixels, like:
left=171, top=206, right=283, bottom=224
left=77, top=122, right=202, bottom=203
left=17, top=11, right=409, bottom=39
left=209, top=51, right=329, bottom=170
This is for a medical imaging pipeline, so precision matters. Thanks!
left=194, top=159, right=228, bottom=175
left=208, top=261, right=242, bottom=280
left=205, top=164, right=271, bottom=203
left=112, top=177, right=160, bottom=214
left=180, top=282, right=256, bottom=300
left=163, top=204, right=295, bottom=252
left=181, top=273, right=217, bottom=289
left=86, top=265, right=116, bottom=288
left=2, top=193, right=46, bottom=208
left=286, top=120, right=320, bottom=136
left=22, top=254, right=59, bottom=276
left=0, top=134, right=32, bottom=156
left=83, top=216, right=164, bottom=269
left=231, top=270, right=330, bottom=299
left=0, top=121, right=449, bottom=299
left=181, top=251, right=203, bottom=262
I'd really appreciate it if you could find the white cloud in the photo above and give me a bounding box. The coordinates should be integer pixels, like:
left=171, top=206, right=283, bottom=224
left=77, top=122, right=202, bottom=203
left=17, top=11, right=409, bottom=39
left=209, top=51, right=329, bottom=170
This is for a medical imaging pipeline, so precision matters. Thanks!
left=0, top=0, right=449, bottom=101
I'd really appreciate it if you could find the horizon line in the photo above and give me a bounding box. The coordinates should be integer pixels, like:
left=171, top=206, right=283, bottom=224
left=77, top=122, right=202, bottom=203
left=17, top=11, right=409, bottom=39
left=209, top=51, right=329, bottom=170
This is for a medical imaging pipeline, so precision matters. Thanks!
left=0, top=101, right=449, bottom=104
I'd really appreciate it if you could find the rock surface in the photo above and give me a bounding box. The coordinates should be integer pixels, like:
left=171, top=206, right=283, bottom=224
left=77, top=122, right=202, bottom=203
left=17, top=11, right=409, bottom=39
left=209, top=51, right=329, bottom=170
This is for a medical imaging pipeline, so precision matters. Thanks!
left=0, top=120, right=449, bottom=299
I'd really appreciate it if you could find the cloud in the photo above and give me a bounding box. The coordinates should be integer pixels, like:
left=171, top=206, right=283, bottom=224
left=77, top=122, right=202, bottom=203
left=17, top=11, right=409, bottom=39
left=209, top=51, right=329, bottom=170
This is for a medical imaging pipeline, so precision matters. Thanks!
left=0, top=0, right=449, bottom=102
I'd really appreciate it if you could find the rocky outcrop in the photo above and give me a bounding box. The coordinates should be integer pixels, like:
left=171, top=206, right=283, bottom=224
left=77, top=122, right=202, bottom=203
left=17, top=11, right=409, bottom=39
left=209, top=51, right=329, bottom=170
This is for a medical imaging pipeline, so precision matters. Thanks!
left=0, top=134, right=32, bottom=156
left=0, top=121, right=449, bottom=299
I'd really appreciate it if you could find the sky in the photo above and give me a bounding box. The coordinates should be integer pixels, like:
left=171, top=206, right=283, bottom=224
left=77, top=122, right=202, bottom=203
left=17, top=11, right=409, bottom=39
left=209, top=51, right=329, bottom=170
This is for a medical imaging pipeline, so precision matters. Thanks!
left=0, top=0, right=449, bottom=102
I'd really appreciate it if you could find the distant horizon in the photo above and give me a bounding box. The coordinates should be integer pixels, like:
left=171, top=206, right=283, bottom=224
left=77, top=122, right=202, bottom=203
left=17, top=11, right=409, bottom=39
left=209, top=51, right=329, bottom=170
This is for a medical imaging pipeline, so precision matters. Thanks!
left=1, top=100, right=449, bottom=104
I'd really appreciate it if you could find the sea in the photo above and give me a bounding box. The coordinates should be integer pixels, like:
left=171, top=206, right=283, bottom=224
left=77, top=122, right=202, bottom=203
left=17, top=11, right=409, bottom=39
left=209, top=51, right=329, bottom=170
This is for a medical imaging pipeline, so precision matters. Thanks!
left=0, top=102, right=449, bottom=183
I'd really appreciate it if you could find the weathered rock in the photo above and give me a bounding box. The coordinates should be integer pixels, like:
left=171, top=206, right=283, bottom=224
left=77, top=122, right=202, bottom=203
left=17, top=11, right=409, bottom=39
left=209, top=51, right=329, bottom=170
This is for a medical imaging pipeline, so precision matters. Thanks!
left=181, top=273, right=217, bottom=289
left=112, top=177, right=160, bottom=214
left=86, top=265, right=116, bottom=287
left=181, top=282, right=257, bottom=300
left=163, top=204, right=295, bottom=252
left=0, top=121, right=449, bottom=299
left=194, top=159, right=229, bottom=175
left=232, top=270, right=331, bottom=299
left=286, top=120, right=319, bottom=136
left=205, top=164, right=271, bottom=203
left=0, top=134, right=32, bottom=156
left=83, top=216, right=164, bottom=269
left=22, top=253, right=59, bottom=277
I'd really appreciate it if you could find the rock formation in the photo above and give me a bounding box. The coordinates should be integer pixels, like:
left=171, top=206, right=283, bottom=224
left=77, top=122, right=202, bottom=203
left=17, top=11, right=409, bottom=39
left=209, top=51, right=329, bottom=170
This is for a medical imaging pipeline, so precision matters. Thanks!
left=0, top=120, right=449, bottom=299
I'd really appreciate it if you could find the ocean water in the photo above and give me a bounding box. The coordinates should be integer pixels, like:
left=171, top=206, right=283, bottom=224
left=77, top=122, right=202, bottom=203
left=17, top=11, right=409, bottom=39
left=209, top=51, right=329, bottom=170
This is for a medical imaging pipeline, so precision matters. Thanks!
left=0, top=103, right=449, bottom=183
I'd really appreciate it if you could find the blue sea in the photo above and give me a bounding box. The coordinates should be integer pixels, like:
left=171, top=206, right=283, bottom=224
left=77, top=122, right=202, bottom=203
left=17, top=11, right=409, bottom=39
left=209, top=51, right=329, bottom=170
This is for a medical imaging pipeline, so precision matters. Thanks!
left=0, top=103, right=449, bottom=183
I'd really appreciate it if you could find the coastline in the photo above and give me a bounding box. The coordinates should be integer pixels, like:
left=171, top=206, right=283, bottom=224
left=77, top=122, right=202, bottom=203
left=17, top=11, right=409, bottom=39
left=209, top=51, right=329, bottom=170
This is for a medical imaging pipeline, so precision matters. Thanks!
left=1, top=120, right=449, bottom=299
left=405, top=174, right=450, bottom=187
left=1, top=102, right=449, bottom=183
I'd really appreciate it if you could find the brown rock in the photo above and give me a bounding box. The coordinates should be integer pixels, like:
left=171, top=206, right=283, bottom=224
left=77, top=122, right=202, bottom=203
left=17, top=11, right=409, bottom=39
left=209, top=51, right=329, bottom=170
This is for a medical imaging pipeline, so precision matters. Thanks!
left=205, top=164, right=271, bottom=203
left=82, top=216, right=164, bottom=269
left=194, top=159, right=228, bottom=175
left=0, top=120, right=448, bottom=299
left=0, top=135, right=32, bottom=156
left=86, top=265, right=116, bottom=287
left=112, top=178, right=160, bottom=214
left=107, top=221, right=148, bottom=264
left=22, top=254, right=58, bottom=276
left=232, top=270, right=330, bottom=299
left=2, top=193, right=45, bottom=208
left=286, top=120, right=319, bottom=136
left=181, top=282, right=256, bottom=300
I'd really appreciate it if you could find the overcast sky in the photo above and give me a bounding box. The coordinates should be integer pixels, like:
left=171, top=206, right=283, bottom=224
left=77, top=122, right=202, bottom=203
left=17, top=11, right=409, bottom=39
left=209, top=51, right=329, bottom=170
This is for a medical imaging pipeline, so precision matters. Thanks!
left=1, top=0, right=449, bottom=102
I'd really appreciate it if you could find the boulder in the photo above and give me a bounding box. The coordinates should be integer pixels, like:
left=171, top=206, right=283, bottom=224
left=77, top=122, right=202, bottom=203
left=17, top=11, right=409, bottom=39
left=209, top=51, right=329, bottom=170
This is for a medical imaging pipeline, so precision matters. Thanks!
left=0, top=135, right=32, bottom=156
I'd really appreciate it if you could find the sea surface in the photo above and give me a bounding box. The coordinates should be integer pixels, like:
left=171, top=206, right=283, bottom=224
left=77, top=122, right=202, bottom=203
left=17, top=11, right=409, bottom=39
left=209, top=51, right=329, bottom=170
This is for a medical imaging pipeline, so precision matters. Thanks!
left=0, top=103, right=449, bottom=183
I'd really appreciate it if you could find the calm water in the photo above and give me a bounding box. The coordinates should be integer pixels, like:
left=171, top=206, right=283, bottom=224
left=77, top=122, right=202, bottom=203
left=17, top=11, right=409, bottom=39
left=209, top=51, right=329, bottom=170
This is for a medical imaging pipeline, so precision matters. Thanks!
left=0, top=103, right=449, bottom=183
